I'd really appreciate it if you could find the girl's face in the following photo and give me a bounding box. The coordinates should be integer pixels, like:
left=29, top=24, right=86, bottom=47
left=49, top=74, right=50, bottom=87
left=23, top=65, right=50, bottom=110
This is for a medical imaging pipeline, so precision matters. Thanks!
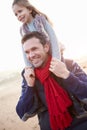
left=12, top=4, right=33, bottom=24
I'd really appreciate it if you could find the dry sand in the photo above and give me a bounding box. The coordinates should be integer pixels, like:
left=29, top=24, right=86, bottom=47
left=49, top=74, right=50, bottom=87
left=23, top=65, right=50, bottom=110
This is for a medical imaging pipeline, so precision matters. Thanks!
left=0, top=57, right=87, bottom=130
left=0, top=72, right=40, bottom=130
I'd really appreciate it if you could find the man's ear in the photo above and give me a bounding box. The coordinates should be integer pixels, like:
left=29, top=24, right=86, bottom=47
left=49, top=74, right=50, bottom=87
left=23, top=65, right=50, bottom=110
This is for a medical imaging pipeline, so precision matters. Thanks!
left=44, top=43, right=50, bottom=53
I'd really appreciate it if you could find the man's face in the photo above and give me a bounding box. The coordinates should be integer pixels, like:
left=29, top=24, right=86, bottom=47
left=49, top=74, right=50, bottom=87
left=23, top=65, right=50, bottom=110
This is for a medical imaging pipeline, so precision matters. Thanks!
left=23, top=37, right=50, bottom=68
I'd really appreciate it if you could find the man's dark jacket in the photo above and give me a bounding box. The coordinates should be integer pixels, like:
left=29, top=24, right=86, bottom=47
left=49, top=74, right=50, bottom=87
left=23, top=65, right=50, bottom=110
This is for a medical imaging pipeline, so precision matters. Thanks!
left=16, top=59, right=87, bottom=129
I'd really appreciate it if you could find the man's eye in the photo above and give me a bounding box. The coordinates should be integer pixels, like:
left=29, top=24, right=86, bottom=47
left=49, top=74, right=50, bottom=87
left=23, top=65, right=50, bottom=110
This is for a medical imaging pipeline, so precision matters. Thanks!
left=18, top=10, right=22, bottom=13
left=32, top=48, right=37, bottom=51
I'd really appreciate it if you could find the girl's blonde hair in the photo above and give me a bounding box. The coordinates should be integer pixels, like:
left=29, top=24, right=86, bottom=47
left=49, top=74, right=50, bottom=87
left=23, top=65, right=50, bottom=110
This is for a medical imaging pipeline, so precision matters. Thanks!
left=12, top=0, right=52, bottom=25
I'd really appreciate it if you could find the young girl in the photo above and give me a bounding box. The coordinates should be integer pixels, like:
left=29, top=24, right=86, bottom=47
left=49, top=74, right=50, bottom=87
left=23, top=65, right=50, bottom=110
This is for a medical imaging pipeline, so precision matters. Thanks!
left=12, top=0, right=61, bottom=66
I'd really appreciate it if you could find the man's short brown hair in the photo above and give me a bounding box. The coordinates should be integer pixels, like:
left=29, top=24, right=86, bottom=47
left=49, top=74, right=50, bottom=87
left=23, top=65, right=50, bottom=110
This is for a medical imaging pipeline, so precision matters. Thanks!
left=21, top=31, right=50, bottom=46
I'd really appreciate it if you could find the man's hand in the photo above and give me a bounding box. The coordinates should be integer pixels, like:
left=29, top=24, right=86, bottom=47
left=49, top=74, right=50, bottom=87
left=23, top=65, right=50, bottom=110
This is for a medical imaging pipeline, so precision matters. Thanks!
left=24, top=67, right=35, bottom=87
left=49, top=58, right=70, bottom=79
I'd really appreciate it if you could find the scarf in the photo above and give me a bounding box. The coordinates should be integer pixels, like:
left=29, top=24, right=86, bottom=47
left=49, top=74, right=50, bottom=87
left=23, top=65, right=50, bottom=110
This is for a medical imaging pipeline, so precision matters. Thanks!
left=35, top=56, right=72, bottom=130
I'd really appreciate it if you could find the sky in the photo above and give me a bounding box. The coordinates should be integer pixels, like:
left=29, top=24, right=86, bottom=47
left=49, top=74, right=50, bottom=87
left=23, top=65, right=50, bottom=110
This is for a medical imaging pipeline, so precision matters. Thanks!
left=0, top=0, right=87, bottom=71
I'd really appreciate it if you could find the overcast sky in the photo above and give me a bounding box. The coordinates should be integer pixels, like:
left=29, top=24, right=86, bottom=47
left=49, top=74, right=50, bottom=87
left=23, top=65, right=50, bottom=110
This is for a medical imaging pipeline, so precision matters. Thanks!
left=0, top=0, right=87, bottom=71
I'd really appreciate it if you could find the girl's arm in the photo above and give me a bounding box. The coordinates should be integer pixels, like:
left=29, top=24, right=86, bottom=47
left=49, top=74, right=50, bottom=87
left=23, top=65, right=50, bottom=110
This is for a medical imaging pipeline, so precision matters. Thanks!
left=41, top=16, right=61, bottom=60
left=21, top=46, right=31, bottom=66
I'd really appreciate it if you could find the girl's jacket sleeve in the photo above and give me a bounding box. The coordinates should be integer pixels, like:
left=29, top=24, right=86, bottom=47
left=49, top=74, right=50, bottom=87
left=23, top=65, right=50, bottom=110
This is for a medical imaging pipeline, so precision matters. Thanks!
left=40, top=15, right=61, bottom=59
left=62, top=59, right=87, bottom=100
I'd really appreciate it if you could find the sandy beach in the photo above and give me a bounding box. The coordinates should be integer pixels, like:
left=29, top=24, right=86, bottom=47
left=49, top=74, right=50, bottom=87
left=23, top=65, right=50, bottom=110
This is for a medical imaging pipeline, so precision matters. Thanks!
left=0, top=72, right=40, bottom=130
left=0, top=57, right=87, bottom=130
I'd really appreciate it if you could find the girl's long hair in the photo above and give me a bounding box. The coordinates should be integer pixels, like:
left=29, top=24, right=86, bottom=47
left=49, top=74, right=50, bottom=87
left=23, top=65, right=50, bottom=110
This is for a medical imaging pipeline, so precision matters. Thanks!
left=12, top=0, right=52, bottom=25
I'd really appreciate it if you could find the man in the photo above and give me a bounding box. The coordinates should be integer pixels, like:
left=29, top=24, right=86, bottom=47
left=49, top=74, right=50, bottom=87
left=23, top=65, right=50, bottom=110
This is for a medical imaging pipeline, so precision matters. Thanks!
left=16, top=31, right=87, bottom=130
